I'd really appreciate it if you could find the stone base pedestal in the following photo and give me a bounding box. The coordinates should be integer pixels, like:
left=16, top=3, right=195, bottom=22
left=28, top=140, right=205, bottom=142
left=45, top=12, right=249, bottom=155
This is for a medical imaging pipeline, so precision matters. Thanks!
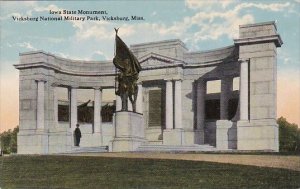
left=216, top=120, right=233, bottom=150
left=111, top=111, right=146, bottom=152
left=17, top=129, right=49, bottom=154
left=48, top=129, right=72, bottom=154
left=237, top=119, right=279, bottom=151
left=183, top=129, right=204, bottom=145
left=78, top=132, right=102, bottom=147
left=194, top=129, right=204, bottom=144
left=163, top=129, right=184, bottom=145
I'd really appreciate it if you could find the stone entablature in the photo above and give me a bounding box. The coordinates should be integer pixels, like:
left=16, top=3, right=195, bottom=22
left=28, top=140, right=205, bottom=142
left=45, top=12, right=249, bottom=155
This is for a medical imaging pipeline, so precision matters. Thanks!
left=19, top=51, right=114, bottom=74
left=16, top=43, right=239, bottom=79
left=15, top=21, right=282, bottom=154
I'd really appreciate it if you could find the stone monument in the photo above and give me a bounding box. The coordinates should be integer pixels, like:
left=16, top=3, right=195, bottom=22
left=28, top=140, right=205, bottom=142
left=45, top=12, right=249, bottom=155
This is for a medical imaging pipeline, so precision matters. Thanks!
left=110, top=29, right=146, bottom=152
left=14, top=21, right=281, bottom=154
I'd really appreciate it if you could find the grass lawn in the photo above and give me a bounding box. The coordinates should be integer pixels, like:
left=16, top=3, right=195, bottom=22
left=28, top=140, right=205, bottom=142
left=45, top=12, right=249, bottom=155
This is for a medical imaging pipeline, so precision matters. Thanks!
left=0, top=155, right=299, bottom=189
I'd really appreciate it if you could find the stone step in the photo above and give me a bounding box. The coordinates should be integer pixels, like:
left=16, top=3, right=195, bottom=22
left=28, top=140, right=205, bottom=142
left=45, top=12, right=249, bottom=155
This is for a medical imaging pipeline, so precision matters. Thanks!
left=67, top=146, right=109, bottom=153
left=137, top=144, right=216, bottom=152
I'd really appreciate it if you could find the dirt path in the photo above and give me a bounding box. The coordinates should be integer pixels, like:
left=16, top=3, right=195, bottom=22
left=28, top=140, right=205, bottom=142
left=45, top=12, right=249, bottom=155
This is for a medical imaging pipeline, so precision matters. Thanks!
left=71, top=152, right=300, bottom=171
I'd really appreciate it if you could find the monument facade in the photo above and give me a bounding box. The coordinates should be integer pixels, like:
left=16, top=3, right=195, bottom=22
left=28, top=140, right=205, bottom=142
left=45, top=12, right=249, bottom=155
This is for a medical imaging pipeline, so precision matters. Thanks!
left=14, top=21, right=282, bottom=154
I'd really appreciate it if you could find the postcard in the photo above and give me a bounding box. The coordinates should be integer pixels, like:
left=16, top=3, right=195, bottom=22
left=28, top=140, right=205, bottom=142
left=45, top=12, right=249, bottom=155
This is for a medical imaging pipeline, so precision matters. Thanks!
left=0, top=1, right=299, bottom=188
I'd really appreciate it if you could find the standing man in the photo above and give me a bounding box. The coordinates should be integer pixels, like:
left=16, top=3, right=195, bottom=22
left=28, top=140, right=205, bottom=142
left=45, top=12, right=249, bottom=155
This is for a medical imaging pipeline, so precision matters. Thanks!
left=74, top=123, right=81, bottom=146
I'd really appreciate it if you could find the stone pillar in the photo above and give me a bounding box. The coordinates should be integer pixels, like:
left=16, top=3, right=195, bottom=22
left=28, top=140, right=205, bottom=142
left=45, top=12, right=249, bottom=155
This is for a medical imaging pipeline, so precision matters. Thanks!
left=94, top=87, right=102, bottom=133
left=37, top=80, right=46, bottom=129
left=165, top=80, right=173, bottom=129
left=239, top=59, right=249, bottom=120
left=53, top=86, right=58, bottom=126
left=220, top=78, right=232, bottom=120
left=195, top=79, right=206, bottom=144
left=116, top=96, right=122, bottom=111
left=197, top=80, right=206, bottom=130
left=136, top=83, right=143, bottom=114
left=235, top=22, right=282, bottom=151
left=216, top=120, right=233, bottom=150
left=174, top=80, right=182, bottom=129
left=70, top=87, right=78, bottom=130
left=163, top=80, right=184, bottom=145
left=217, top=78, right=235, bottom=150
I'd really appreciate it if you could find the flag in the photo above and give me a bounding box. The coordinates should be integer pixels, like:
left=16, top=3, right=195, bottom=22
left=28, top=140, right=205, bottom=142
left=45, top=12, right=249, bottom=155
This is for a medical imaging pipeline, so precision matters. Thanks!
left=113, top=34, right=141, bottom=76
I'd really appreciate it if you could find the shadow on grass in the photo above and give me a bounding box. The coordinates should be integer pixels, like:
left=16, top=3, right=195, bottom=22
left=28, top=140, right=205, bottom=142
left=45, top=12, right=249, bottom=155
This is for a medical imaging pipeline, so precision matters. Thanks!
left=0, top=155, right=299, bottom=189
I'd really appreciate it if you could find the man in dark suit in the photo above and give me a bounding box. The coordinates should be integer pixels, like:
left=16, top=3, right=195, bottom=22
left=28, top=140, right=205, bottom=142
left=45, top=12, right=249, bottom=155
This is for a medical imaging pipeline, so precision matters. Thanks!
left=74, top=123, right=81, bottom=146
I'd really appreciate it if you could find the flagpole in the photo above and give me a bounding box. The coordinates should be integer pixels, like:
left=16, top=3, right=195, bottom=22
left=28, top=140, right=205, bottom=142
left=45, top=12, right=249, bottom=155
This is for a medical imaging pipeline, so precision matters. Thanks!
left=114, top=28, right=119, bottom=97
left=114, top=31, right=117, bottom=96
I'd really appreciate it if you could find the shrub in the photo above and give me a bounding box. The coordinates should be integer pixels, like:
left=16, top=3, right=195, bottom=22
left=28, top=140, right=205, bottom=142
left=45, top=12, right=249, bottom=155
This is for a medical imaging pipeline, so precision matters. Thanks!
left=278, top=117, right=300, bottom=152
left=0, top=126, right=18, bottom=154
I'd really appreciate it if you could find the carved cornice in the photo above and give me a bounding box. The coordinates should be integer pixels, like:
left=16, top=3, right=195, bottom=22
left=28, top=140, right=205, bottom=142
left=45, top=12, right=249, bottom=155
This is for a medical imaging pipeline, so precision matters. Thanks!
left=234, top=35, right=283, bottom=47
left=14, top=44, right=240, bottom=76
left=139, top=52, right=184, bottom=64
left=14, top=62, right=116, bottom=76
left=35, top=79, right=47, bottom=83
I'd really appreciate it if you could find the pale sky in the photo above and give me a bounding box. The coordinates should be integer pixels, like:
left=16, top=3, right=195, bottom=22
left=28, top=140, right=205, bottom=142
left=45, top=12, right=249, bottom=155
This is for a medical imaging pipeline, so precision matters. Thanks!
left=0, top=0, right=299, bottom=132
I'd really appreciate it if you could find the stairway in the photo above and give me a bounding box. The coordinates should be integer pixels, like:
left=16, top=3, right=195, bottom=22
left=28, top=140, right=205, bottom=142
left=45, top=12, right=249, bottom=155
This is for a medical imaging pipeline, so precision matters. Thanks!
left=67, top=146, right=109, bottom=153
left=63, top=144, right=216, bottom=153
left=137, top=144, right=216, bottom=152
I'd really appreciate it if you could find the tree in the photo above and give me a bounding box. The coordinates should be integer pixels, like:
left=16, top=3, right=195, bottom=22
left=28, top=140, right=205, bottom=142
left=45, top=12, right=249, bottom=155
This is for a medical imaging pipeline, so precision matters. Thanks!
left=0, top=126, right=19, bottom=154
left=278, top=117, right=300, bottom=152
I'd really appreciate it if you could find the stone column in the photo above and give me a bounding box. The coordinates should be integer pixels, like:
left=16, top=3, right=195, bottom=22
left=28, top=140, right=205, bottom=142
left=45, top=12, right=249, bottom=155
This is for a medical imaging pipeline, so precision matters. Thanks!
left=163, top=80, right=185, bottom=145
left=37, top=80, right=46, bottom=129
left=165, top=80, right=173, bottom=129
left=197, top=80, right=206, bottom=130
left=195, top=79, right=206, bottom=144
left=94, top=87, right=102, bottom=133
left=53, top=86, right=58, bottom=126
left=70, top=87, right=78, bottom=130
left=174, top=80, right=182, bottom=129
left=239, top=59, right=249, bottom=120
left=220, top=78, right=232, bottom=120
left=136, top=83, right=143, bottom=114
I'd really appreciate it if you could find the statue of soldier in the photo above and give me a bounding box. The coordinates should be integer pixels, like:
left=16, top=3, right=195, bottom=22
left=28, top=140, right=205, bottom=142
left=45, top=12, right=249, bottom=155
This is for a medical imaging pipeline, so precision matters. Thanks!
left=113, top=28, right=141, bottom=112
